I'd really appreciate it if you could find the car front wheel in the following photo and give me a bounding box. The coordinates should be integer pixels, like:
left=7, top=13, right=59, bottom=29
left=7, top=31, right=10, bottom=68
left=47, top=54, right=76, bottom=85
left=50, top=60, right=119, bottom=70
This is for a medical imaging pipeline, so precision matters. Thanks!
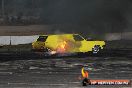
left=92, top=45, right=100, bottom=54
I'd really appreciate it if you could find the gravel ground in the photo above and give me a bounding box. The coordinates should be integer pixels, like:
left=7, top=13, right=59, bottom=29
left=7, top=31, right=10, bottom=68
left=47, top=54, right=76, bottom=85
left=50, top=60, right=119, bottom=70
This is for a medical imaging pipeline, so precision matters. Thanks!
left=0, top=55, right=131, bottom=88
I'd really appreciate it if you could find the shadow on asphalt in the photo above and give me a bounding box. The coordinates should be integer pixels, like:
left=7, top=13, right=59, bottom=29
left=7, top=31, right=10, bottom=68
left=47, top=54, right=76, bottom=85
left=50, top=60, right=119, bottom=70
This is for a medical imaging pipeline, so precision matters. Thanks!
left=0, top=49, right=131, bottom=61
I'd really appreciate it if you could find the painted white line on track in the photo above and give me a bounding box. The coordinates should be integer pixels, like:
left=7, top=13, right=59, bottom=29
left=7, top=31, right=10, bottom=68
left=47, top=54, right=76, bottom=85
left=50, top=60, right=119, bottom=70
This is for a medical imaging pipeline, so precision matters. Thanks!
left=7, top=83, right=65, bottom=86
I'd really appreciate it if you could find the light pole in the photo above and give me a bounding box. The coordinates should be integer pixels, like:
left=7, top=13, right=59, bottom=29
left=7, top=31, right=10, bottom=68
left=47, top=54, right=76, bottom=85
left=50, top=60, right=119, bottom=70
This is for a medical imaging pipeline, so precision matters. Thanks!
left=2, top=0, right=5, bottom=18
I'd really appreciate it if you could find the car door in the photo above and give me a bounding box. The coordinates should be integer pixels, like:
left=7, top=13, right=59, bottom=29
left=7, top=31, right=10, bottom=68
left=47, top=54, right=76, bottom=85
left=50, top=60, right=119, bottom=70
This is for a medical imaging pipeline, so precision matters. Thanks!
left=73, top=34, right=89, bottom=52
left=73, top=34, right=85, bottom=52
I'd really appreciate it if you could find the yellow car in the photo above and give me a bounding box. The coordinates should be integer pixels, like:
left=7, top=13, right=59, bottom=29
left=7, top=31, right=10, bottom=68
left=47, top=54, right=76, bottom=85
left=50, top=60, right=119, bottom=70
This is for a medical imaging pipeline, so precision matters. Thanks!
left=32, top=34, right=105, bottom=54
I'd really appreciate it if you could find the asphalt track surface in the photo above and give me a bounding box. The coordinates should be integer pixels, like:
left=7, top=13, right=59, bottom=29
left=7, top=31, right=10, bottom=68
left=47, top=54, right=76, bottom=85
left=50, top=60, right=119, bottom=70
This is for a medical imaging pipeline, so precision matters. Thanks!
left=0, top=49, right=131, bottom=88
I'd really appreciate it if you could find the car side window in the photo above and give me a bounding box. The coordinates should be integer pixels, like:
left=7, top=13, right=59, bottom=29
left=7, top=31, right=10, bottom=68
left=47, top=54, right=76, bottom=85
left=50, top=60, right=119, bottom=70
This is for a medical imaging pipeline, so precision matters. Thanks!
left=37, top=36, right=48, bottom=42
left=73, top=35, right=84, bottom=41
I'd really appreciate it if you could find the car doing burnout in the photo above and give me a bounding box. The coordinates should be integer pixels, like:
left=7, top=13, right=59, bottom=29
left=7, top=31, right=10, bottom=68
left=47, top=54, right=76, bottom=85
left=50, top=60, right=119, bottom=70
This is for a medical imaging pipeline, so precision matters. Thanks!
left=32, top=34, right=105, bottom=54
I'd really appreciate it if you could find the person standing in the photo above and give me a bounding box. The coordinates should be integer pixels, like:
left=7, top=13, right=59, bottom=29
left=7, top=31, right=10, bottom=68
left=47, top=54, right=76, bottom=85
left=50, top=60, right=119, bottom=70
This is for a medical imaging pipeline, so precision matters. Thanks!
left=81, top=67, right=91, bottom=86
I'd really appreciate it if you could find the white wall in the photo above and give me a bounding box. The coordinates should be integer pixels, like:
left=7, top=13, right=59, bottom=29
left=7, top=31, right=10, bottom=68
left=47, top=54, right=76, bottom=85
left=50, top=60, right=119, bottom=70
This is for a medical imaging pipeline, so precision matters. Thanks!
left=0, top=35, right=39, bottom=45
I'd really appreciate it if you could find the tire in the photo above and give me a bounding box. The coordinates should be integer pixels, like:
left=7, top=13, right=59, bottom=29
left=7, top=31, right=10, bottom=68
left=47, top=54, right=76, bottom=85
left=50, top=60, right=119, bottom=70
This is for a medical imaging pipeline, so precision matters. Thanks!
left=92, top=45, right=100, bottom=54
left=40, top=47, right=51, bottom=52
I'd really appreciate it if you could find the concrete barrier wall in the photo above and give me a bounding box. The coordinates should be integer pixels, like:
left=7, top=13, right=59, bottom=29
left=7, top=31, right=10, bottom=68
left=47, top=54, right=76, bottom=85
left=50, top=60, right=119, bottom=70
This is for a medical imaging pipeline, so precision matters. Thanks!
left=0, top=35, right=39, bottom=45
left=105, top=32, right=132, bottom=41
left=0, top=32, right=132, bottom=45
